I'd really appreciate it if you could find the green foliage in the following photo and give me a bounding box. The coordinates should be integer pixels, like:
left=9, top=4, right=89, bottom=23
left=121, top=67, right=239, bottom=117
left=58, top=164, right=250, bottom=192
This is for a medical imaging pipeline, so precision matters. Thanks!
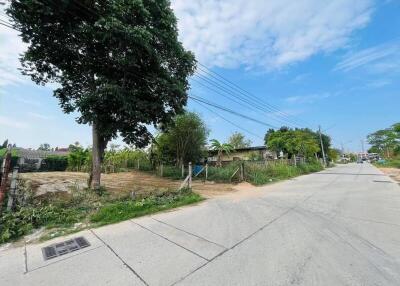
left=228, top=132, right=251, bottom=149
left=206, top=162, right=242, bottom=182
left=154, top=112, right=209, bottom=166
left=0, top=180, right=202, bottom=244
left=375, top=158, right=400, bottom=169
left=247, top=151, right=263, bottom=161
left=327, top=148, right=341, bottom=162
left=103, top=148, right=149, bottom=171
left=67, top=147, right=91, bottom=171
left=7, top=0, right=196, bottom=149
left=367, top=123, right=400, bottom=158
left=38, top=143, right=51, bottom=151
left=210, top=139, right=234, bottom=167
left=266, top=128, right=323, bottom=158
left=0, top=148, right=20, bottom=169
left=245, top=161, right=323, bottom=185
left=0, top=205, right=83, bottom=243
left=39, top=155, right=68, bottom=171
left=90, top=189, right=202, bottom=225
left=204, top=160, right=323, bottom=185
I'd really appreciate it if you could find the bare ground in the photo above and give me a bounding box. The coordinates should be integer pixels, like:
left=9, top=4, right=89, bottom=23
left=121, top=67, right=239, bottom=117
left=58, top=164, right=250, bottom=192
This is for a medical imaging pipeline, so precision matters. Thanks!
left=379, top=167, right=400, bottom=183
left=20, top=170, right=236, bottom=198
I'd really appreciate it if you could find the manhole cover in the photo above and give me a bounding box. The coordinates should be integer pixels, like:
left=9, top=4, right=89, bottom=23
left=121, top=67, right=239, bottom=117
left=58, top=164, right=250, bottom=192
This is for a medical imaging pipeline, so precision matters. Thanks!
left=42, top=236, right=91, bottom=260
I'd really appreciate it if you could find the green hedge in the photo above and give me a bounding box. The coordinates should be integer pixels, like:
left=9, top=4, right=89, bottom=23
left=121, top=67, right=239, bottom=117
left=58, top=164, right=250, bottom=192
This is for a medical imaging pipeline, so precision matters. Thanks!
left=39, top=155, right=68, bottom=171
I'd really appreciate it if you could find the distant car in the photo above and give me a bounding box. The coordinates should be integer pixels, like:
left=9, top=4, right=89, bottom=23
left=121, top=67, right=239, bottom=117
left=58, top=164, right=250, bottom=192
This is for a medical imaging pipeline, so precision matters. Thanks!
left=357, top=159, right=363, bottom=164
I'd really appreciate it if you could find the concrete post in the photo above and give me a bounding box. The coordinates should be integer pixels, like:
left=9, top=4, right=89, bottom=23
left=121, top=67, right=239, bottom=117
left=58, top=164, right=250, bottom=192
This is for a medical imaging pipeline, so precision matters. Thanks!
left=188, top=162, right=192, bottom=188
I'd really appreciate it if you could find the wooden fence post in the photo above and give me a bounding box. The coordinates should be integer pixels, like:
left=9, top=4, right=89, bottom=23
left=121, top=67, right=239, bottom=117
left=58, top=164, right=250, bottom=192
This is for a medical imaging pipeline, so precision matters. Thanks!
left=137, top=159, right=140, bottom=170
left=205, top=164, right=208, bottom=182
left=294, top=155, right=297, bottom=166
left=181, top=163, right=184, bottom=178
left=7, top=167, right=19, bottom=211
left=188, top=162, right=192, bottom=188
left=0, top=149, right=12, bottom=209
left=240, top=162, right=244, bottom=181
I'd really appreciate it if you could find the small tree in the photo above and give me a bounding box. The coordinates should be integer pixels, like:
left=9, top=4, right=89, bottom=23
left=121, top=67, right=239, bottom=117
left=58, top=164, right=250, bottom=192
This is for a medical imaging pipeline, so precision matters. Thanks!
left=8, top=0, right=196, bottom=188
left=1, top=140, right=8, bottom=149
left=38, top=143, right=51, bottom=151
left=155, top=112, right=209, bottom=166
left=210, top=139, right=234, bottom=167
left=228, top=132, right=251, bottom=149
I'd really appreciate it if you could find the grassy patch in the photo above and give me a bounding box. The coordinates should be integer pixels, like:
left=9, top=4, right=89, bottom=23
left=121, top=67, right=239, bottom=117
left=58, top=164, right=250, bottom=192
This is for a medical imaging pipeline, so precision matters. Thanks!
left=0, top=186, right=202, bottom=244
left=90, top=190, right=202, bottom=225
left=375, top=158, right=400, bottom=169
left=194, top=161, right=323, bottom=186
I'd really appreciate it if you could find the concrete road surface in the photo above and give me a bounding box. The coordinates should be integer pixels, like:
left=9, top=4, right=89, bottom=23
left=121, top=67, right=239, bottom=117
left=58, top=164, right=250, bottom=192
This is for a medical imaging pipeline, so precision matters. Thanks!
left=1, top=163, right=400, bottom=285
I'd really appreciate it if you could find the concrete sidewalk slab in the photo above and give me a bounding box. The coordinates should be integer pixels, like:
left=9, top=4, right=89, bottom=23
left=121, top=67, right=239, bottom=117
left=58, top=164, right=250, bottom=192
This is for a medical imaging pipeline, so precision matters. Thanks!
left=151, top=196, right=289, bottom=248
left=92, top=220, right=206, bottom=286
left=133, top=216, right=226, bottom=260
left=0, top=247, right=25, bottom=285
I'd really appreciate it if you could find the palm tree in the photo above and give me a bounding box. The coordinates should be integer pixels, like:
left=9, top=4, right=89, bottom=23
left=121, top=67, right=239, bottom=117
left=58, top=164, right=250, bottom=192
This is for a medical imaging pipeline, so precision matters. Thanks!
left=210, top=139, right=234, bottom=167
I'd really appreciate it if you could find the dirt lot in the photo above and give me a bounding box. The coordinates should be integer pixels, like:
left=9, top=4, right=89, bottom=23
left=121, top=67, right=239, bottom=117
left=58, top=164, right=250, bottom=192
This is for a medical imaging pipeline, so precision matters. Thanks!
left=379, top=168, right=400, bottom=183
left=20, top=170, right=236, bottom=198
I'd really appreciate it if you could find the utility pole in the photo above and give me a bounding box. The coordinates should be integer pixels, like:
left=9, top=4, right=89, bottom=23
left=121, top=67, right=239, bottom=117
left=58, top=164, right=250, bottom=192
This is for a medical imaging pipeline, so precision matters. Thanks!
left=319, top=125, right=327, bottom=167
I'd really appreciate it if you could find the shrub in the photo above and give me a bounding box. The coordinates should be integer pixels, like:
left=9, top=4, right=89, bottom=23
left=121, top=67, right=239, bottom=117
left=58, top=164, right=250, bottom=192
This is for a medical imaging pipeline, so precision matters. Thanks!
left=40, top=155, right=68, bottom=171
left=0, top=205, right=83, bottom=243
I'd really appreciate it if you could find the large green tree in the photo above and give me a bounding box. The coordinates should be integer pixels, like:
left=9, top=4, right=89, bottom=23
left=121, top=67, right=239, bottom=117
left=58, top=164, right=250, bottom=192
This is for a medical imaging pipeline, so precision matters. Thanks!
left=7, top=0, right=196, bottom=188
left=228, top=132, right=251, bottom=149
left=367, top=123, right=400, bottom=158
left=265, top=127, right=325, bottom=159
left=155, top=112, right=209, bottom=166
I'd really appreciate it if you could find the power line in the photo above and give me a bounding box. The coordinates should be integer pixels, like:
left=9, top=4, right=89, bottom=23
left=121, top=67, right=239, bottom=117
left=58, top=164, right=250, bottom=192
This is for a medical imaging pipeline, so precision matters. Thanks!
left=190, top=95, right=277, bottom=129
left=197, top=63, right=314, bottom=127
left=193, top=72, right=300, bottom=128
left=192, top=99, right=264, bottom=140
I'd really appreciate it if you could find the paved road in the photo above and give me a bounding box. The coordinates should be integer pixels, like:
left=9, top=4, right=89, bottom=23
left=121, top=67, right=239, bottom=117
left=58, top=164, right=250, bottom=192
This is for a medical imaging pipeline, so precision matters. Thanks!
left=1, top=163, right=400, bottom=285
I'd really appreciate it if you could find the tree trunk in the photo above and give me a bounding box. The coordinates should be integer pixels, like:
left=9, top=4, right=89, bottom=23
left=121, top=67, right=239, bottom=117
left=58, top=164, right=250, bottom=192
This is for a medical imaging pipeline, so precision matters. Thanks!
left=90, top=123, right=107, bottom=189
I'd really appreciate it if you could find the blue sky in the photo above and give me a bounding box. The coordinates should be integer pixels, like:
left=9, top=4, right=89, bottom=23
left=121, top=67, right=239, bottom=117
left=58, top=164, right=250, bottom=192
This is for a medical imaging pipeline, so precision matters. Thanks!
left=1, top=0, right=399, bottom=152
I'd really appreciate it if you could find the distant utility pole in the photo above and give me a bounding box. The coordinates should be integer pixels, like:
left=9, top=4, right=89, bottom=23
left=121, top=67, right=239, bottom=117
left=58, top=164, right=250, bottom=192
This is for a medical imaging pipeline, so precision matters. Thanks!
left=361, top=139, right=365, bottom=154
left=319, top=125, right=327, bottom=167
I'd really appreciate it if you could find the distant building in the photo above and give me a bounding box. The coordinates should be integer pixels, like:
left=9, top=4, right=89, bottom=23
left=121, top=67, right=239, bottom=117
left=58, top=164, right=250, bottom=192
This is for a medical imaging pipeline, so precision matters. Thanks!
left=16, top=148, right=69, bottom=170
left=208, top=146, right=276, bottom=163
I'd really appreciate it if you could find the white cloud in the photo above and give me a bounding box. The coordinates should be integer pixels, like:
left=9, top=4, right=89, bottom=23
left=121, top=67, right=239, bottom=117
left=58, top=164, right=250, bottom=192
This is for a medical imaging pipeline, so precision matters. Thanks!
left=28, top=112, right=52, bottom=120
left=0, top=0, right=374, bottom=87
left=366, top=79, right=392, bottom=88
left=286, top=92, right=333, bottom=104
left=0, top=5, right=28, bottom=87
left=335, top=41, right=400, bottom=73
left=0, top=115, right=28, bottom=129
left=172, top=0, right=373, bottom=70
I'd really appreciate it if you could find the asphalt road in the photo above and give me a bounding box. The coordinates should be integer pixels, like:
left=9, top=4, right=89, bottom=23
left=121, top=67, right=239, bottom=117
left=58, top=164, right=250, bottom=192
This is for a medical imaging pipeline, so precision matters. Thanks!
left=1, top=163, right=400, bottom=286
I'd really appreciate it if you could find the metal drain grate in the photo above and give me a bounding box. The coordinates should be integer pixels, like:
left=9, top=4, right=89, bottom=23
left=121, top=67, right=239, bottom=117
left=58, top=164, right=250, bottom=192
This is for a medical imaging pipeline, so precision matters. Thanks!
left=373, top=180, right=393, bottom=183
left=42, top=236, right=91, bottom=260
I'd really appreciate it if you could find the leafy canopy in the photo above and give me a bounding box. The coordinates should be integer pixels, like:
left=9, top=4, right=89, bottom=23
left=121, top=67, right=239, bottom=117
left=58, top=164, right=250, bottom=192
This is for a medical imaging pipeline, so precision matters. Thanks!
left=154, top=112, right=209, bottom=165
left=265, top=127, right=324, bottom=158
left=7, top=0, right=196, bottom=146
left=210, top=139, right=234, bottom=155
left=367, top=122, right=400, bottom=157
left=228, top=132, right=251, bottom=149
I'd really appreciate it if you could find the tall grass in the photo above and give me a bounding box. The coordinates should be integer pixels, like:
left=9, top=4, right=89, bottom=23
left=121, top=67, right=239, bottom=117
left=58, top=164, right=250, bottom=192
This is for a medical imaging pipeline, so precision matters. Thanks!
left=375, top=158, right=400, bottom=169
left=245, top=161, right=323, bottom=185
left=192, top=160, right=323, bottom=186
